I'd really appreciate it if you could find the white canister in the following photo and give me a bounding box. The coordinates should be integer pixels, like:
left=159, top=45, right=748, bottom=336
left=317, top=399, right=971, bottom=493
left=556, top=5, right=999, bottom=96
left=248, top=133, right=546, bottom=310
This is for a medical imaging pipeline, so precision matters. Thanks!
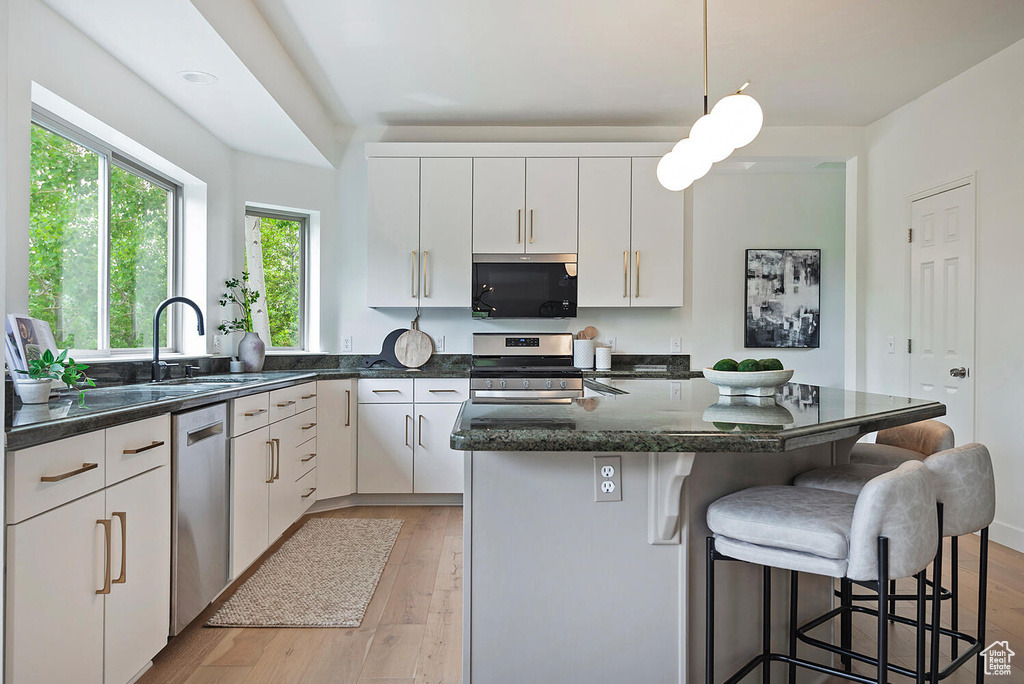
left=573, top=339, right=596, bottom=369
left=595, top=346, right=612, bottom=371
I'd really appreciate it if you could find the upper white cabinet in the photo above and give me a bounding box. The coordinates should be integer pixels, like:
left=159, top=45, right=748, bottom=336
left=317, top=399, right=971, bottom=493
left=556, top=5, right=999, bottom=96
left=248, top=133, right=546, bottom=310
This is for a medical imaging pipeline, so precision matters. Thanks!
left=472, top=157, right=526, bottom=253
left=525, top=158, right=578, bottom=254
left=368, top=157, right=420, bottom=308
left=368, top=157, right=471, bottom=308
left=630, top=157, right=684, bottom=307
left=578, top=158, right=633, bottom=307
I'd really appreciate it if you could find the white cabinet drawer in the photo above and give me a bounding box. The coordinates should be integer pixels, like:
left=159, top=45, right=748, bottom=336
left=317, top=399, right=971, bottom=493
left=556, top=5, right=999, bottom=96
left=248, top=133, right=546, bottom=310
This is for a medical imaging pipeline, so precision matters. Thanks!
left=296, top=383, right=318, bottom=414
left=7, top=431, right=106, bottom=524
left=105, top=415, right=171, bottom=486
left=297, top=467, right=317, bottom=515
left=414, top=378, right=470, bottom=403
left=358, top=378, right=414, bottom=404
left=270, top=385, right=305, bottom=423
left=295, top=437, right=317, bottom=480
left=231, top=392, right=270, bottom=437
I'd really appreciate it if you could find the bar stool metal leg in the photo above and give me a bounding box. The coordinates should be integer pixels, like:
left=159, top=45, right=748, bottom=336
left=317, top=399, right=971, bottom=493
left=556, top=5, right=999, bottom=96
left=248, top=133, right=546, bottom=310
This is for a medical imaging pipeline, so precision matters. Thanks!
left=707, top=536, right=715, bottom=684
left=976, top=528, right=989, bottom=684
left=916, top=571, right=927, bottom=684
left=763, top=566, right=771, bottom=684
left=950, top=536, right=959, bottom=659
left=878, top=537, right=890, bottom=684
left=789, top=571, right=798, bottom=684
left=930, top=508, right=945, bottom=684
left=841, top=578, right=853, bottom=672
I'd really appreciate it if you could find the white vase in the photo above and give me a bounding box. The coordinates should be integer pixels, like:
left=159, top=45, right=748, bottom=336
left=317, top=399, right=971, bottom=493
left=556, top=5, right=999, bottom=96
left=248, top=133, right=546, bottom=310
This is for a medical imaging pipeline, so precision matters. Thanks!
left=18, top=378, right=53, bottom=404
left=237, top=332, right=266, bottom=372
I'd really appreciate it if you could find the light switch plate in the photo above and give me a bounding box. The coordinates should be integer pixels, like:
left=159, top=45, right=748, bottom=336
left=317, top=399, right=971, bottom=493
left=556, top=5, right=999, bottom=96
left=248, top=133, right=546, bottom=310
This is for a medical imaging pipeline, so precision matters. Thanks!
left=594, top=456, right=622, bottom=502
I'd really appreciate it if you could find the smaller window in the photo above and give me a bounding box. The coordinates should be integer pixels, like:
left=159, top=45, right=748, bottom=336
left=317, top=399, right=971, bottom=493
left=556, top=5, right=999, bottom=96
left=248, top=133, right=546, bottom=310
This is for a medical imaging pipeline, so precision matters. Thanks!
left=245, top=209, right=307, bottom=350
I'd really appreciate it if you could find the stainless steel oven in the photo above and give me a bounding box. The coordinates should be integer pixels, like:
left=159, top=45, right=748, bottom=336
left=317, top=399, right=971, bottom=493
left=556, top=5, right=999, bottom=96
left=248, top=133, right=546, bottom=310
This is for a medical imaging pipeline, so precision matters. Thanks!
left=472, top=254, right=577, bottom=319
left=470, top=333, right=584, bottom=404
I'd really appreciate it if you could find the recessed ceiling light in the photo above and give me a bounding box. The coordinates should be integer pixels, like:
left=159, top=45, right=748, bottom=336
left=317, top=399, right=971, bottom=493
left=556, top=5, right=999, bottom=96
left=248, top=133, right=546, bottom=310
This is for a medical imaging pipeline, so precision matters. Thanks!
left=178, top=70, right=218, bottom=85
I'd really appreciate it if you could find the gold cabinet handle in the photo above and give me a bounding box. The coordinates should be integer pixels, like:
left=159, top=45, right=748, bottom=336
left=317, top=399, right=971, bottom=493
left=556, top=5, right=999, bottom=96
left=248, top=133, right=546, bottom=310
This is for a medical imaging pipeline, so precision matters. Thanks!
left=244, top=408, right=267, bottom=417
left=517, top=209, right=522, bottom=244
left=97, top=519, right=112, bottom=595
left=345, top=389, right=351, bottom=427
left=411, top=251, right=417, bottom=298
left=276, top=400, right=296, bottom=407
left=123, top=440, right=164, bottom=455
left=301, top=453, right=316, bottom=463
left=112, top=512, right=127, bottom=584
left=40, top=462, right=98, bottom=483
left=265, top=440, right=275, bottom=484
left=405, top=414, right=412, bottom=448
left=635, top=251, right=640, bottom=298
left=428, top=389, right=459, bottom=393
left=529, top=209, right=534, bottom=244
left=301, top=423, right=317, bottom=430
left=623, top=251, right=629, bottom=298
left=422, top=251, right=429, bottom=298
left=301, top=487, right=317, bottom=499
left=301, top=393, right=317, bottom=400
left=372, top=389, right=402, bottom=393
left=272, top=438, right=281, bottom=481
left=418, top=414, right=425, bottom=448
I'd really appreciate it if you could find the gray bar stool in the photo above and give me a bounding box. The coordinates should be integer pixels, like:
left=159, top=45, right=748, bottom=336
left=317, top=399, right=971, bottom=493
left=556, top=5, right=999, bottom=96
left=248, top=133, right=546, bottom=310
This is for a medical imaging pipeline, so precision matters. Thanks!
left=706, top=460, right=938, bottom=684
left=850, top=420, right=954, bottom=467
left=794, top=443, right=995, bottom=683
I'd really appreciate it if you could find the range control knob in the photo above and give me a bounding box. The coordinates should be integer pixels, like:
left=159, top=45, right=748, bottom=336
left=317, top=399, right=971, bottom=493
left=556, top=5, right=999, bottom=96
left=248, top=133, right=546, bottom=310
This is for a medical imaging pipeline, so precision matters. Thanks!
left=559, top=380, right=568, bottom=389
left=546, top=380, right=553, bottom=389
left=522, top=380, right=531, bottom=388
left=485, top=380, right=493, bottom=389
left=499, top=380, right=507, bottom=389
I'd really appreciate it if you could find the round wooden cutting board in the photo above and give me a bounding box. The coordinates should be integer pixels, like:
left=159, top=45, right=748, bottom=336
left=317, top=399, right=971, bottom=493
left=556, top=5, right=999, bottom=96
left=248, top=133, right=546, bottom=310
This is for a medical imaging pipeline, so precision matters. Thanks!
left=395, top=328, right=433, bottom=368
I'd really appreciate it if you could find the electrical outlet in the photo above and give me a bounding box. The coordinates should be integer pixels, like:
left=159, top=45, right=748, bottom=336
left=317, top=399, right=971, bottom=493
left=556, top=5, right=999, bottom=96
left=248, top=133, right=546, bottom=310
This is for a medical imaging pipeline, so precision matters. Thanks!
left=435, top=335, right=445, bottom=352
left=342, top=336, right=353, bottom=352
left=670, top=337, right=681, bottom=353
left=594, top=456, right=622, bottom=502
left=887, top=336, right=895, bottom=354
left=607, top=336, right=616, bottom=352
left=670, top=381, right=682, bottom=401
left=212, top=334, right=223, bottom=354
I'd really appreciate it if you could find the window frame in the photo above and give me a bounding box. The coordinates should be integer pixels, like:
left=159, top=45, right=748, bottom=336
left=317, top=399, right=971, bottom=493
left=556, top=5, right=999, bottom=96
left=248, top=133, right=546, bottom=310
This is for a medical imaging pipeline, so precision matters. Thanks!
left=30, top=106, right=183, bottom=357
left=244, top=207, right=309, bottom=352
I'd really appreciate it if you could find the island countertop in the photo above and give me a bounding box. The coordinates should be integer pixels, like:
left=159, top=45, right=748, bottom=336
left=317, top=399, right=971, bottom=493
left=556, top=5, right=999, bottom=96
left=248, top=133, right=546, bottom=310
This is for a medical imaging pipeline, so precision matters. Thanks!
left=450, top=378, right=945, bottom=453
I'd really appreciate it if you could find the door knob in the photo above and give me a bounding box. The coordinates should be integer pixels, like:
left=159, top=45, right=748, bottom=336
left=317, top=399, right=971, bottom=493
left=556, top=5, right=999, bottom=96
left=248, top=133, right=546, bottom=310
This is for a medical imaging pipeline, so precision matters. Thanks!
left=949, top=367, right=968, bottom=378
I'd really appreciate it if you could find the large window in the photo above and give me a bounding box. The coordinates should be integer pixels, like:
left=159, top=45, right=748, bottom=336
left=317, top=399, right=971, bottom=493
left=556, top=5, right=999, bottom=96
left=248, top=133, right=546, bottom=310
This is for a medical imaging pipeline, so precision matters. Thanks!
left=29, top=109, right=179, bottom=353
left=246, top=209, right=306, bottom=350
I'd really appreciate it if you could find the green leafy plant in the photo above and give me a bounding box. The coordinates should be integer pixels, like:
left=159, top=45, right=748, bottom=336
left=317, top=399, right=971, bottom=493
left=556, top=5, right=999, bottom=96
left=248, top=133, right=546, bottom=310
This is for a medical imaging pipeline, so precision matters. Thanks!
left=218, top=270, right=261, bottom=334
left=16, top=348, right=96, bottom=406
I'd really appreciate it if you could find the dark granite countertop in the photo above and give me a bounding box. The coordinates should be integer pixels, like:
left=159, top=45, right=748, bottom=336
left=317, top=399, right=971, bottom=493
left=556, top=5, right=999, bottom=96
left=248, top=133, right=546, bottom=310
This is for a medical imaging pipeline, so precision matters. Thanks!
left=450, top=379, right=945, bottom=453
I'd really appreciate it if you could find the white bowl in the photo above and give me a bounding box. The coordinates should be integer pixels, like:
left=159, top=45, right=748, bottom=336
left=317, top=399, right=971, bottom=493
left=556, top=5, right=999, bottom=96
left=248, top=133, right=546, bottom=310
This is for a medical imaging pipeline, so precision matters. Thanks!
left=702, top=368, right=794, bottom=397
left=702, top=397, right=795, bottom=426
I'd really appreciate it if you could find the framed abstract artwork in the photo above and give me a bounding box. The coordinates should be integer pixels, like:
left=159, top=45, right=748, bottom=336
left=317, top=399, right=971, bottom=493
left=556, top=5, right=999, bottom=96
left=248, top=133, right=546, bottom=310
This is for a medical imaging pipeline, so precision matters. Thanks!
left=745, top=249, right=820, bottom=348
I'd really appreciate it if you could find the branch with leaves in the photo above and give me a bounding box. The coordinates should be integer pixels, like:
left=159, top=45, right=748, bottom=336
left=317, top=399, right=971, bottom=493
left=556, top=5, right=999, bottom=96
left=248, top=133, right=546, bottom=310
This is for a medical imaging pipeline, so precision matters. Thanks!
left=218, top=270, right=261, bottom=334
left=16, top=348, right=96, bottom=406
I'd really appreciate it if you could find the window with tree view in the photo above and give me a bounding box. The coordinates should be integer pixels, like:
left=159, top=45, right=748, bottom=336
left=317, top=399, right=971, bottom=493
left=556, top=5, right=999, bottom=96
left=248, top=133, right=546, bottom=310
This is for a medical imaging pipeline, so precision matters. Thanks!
left=247, top=211, right=305, bottom=349
left=29, top=115, right=178, bottom=353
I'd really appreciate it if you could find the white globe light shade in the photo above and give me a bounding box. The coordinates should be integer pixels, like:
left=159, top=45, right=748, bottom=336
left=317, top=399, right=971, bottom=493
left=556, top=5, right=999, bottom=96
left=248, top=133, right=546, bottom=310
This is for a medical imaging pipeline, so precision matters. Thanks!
left=657, top=152, right=693, bottom=192
left=711, top=94, right=763, bottom=149
left=671, top=137, right=713, bottom=182
left=688, top=114, right=734, bottom=163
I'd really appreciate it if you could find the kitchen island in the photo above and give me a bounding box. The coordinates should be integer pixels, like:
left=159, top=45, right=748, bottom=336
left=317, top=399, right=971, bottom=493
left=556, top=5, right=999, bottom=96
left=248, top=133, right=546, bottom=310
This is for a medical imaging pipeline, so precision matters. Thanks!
left=451, top=378, right=944, bottom=684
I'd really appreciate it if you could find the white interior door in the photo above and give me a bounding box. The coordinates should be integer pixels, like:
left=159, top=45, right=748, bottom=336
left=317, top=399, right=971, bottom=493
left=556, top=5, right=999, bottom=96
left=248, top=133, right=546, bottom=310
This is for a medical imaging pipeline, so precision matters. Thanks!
left=909, top=183, right=975, bottom=443
left=578, top=158, right=632, bottom=307
left=420, top=157, right=472, bottom=306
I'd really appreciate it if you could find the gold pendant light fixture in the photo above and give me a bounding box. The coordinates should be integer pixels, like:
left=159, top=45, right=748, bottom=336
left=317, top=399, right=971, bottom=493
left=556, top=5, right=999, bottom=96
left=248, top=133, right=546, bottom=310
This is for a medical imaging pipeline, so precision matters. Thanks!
left=657, top=0, right=763, bottom=191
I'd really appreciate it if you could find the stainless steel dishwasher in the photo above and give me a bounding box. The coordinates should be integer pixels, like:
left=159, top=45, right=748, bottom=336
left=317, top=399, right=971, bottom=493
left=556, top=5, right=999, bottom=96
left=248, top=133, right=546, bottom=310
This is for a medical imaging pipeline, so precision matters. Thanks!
left=171, top=403, right=229, bottom=635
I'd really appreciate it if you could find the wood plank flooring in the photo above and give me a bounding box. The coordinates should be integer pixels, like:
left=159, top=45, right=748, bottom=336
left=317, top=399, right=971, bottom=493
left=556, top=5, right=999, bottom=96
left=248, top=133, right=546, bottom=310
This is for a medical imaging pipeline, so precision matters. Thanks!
left=138, top=506, right=463, bottom=684
left=140, top=507, right=1023, bottom=683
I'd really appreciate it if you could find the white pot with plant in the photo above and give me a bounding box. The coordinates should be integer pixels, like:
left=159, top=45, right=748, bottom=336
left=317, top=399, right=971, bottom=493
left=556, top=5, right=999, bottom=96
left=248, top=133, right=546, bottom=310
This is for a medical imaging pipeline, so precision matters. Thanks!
left=16, top=348, right=96, bottom=405
left=219, top=270, right=265, bottom=372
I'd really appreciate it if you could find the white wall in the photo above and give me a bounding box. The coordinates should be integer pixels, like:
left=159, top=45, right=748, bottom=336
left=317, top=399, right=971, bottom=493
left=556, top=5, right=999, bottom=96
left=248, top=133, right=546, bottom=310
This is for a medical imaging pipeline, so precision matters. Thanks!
left=864, top=36, right=1024, bottom=549
left=327, top=125, right=856, bottom=365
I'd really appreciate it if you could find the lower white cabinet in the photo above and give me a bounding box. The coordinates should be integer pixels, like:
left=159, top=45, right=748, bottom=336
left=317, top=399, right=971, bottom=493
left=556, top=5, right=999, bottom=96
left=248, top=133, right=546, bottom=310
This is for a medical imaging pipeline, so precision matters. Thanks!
left=358, top=403, right=414, bottom=493
left=316, top=379, right=357, bottom=499
left=414, top=403, right=464, bottom=493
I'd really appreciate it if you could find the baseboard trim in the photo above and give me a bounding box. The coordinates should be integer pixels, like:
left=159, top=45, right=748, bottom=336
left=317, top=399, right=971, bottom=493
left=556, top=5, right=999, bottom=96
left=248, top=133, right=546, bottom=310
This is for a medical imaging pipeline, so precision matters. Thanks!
left=308, top=493, right=463, bottom=513
left=990, top=520, right=1024, bottom=553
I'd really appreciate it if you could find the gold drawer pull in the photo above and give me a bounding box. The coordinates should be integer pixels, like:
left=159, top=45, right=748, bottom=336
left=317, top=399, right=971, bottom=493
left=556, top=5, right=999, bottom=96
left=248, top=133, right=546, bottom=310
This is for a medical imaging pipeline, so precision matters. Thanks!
left=372, top=389, right=402, bottom=393
left=301, top=394, right=317, bottom=400
left=276, top=400, right=296, bottom=407
left=41, top=462, right=99, bottom=482
left=97, top=519, right=112, bottom=595
left=301, top=488, right=317, bottom=499
left=301, top=423, right=317, bottom=430
left=301, top=453, right=316, bottom=463
left=428, top=389, right=459, bottom=393
left=112, top=512, right=127, bottom=584
left=244, top=408, right=267, bottom=417
left=123, top=440, right=164, bottom=455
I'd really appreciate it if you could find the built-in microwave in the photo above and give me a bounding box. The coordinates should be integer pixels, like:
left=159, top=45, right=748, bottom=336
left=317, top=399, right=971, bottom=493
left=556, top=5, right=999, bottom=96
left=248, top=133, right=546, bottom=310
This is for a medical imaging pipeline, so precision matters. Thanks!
left=472, top=254, right=577, bottom=319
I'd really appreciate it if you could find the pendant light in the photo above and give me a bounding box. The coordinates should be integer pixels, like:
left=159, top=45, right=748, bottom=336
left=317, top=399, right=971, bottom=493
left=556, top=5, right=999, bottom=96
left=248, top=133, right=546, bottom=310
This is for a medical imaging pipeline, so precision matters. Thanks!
left=658, top=0, right=764, bottom=191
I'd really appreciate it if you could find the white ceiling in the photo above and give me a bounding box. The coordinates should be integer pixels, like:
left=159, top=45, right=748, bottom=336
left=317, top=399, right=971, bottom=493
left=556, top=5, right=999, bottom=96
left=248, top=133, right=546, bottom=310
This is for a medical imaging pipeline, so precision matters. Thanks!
left=274, top=0, right=1024, bottom=127
left=42, top=0, right=331, bottom=167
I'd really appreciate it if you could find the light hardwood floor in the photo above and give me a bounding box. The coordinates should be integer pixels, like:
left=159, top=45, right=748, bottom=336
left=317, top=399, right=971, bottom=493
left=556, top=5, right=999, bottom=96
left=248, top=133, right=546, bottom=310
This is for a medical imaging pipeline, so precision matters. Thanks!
left=139, top=505, right=463, bottom=684
left=140, top=507, right=1023, bottom=683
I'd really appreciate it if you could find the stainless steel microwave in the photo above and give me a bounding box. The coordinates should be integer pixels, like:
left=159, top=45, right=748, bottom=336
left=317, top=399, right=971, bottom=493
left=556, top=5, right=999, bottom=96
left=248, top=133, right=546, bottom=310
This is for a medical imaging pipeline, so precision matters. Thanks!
left=472, top=254, right=578, bottom=319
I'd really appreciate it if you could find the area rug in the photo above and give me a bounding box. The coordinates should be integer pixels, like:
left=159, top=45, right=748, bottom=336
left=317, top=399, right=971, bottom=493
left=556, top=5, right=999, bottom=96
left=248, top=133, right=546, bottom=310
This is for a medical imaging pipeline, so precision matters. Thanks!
left=207, top=517, right=403, bottom=628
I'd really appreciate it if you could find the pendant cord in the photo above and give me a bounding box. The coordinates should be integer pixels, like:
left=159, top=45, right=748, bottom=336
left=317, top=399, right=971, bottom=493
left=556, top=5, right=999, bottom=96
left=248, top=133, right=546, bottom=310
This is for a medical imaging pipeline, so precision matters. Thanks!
left=703, top=0, right=709, bottom=115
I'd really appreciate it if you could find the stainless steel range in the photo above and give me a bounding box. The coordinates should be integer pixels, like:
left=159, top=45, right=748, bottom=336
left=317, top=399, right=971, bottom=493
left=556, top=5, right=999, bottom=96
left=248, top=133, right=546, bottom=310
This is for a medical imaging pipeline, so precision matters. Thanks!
left=470, top=333, right=584, bottom=403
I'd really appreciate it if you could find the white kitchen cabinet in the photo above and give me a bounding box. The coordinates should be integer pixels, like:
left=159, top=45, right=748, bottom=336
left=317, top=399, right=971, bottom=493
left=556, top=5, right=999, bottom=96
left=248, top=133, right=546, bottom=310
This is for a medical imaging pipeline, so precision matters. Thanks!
left=357, top=402, right=414, bottom=494
left=316, top=379, right=357, bottom=499
left=367, top=156, right=421, bottom=307
left=414, top=402, right=465, bottom=494
left=230, top=425, right=272, bottom=578
left=420, top=157, right=472, bottom=307
left=6, top=490, right=106, bottom=684
left=525, top=157, right=578, bottom=254
left=269, top=409, right=315, bottom=541
left=578, top=157, right=633, bottom=306
left=473, top=157, right=526, bottom=253
left=630, top=157, right=684, bottom=307
left=104, top=467, right=171, bottom=684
